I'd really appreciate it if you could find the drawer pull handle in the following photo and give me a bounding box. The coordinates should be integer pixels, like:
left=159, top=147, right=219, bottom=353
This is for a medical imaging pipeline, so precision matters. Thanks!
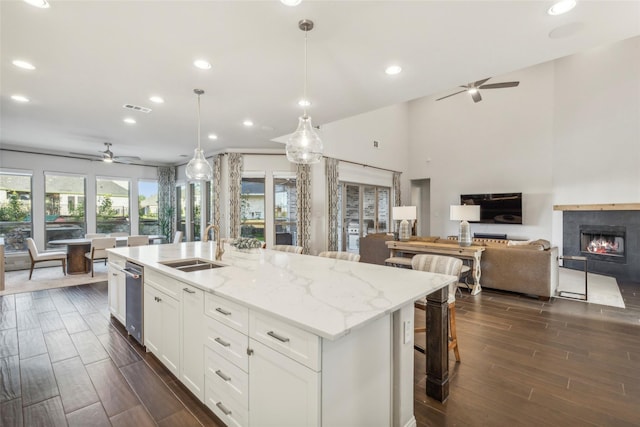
left=183, top=287, right=196, bottom=294
left=267, top=331, right=290, bottom=343
left=214, top=337, right=231, bottom=347
left=216, top=402, right=232, bottom=416
left=215, top=369, right=231, bottom=382
left=215, top=307, right=232, bottom=316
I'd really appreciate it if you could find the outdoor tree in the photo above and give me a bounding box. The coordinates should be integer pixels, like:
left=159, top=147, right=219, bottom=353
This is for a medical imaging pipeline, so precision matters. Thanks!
left=97, top=195, right=118, bottom=218
left=0, top=191, right=29, bottom=221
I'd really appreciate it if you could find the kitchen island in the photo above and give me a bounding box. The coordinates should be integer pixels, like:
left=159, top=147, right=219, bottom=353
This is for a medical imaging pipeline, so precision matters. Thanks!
left=108, top=241, right=456, bottom=427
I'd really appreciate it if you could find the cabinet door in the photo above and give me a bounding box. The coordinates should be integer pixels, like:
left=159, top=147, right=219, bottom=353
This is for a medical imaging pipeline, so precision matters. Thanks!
left=160, top=292, right=180, bottom=378
left=108, top=265, right=126, bottom=323
left=249, top=339, right=320, bottom=427
left=181, top=284, right=204, bottom=401
left=143, top=284, right=162, bottom=355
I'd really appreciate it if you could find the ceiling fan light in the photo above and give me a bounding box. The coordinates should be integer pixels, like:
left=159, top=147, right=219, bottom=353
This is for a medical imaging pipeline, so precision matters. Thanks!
left=23, top=0, right=50, bottom=8
left=280, top=0, right=302, bottom=6
left=468, top=88, right=478, bottom=94
left=286, top=115, right=323, bottom=165
left=103, top=157, right=114, bottom=163
left=548, top=0, right=576, bottom=16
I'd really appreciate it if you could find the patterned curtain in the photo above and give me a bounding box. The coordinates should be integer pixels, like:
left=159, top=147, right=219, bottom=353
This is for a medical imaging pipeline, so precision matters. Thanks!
left=325, top=158, right=340, bottom=251
left=296, top=163, right=312, bottom=254
left=228, top=153, right=243, bottom=239
left=393, top=171, right=402, bottom=207
left=213, top=154, right=222, bottom=232
left=157, top=166, right=176, bottom=241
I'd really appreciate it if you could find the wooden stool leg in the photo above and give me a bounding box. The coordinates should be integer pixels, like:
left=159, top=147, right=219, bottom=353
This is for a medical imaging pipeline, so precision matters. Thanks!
left=62, top=259, right=67, bottom=275
left=449, top=302, right=460, bottom=362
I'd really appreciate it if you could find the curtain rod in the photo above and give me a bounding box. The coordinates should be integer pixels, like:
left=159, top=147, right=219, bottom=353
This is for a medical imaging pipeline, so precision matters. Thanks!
left=329, top=157, right=401, bottom=174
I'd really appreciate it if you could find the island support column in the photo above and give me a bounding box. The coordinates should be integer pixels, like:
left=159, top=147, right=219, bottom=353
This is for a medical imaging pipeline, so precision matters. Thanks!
left=426, top=286, right=449, bottom=402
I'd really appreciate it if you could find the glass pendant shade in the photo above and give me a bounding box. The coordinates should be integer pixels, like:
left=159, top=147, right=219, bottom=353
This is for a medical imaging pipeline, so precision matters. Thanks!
left=286, top=115, right=323, bottom=164
left=186, top=148, right=212, bottom=181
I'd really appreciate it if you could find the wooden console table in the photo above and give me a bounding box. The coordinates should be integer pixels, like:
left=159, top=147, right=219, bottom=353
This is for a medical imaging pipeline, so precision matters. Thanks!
left=386, top=241, right=485, bottom=295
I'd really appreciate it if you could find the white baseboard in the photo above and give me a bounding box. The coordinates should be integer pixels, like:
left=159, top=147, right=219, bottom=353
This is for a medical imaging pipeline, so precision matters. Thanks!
left=403, top=416, right=417, bottom=427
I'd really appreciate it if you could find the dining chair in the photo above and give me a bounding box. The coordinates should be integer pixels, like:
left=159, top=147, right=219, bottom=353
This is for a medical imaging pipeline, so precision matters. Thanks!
left=411, top=254, right=463, bottom=362
left=271, top=245, right=303, bottom=254
left=26, top=238, right=67, bottom=280
left=318, top=251, right=360, bottom=262
left=109, top=232, right=129, bottom=237
left=84, top=237, right=116, bottom=277
left=173, top=231, right=183, bottom=243
left=84, top=233, right=106, bottom=239
left=127, top=235, right=149, bottom=247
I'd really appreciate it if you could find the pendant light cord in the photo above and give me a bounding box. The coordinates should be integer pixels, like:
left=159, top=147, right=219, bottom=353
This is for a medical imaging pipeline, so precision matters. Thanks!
left=197, top=92, right=202, bottom=151
left=303, top=28, right=308, bottom=118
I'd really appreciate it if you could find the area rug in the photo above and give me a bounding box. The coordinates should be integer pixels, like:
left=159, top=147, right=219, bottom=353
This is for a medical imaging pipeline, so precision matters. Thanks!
left=1, top=262, right=107, bottom=296
left=556, top=267, right=625, bottom=308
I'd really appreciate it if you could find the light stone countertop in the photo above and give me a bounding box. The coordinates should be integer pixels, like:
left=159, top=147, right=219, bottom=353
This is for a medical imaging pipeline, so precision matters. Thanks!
left=109, top=241, right=456, bottom=340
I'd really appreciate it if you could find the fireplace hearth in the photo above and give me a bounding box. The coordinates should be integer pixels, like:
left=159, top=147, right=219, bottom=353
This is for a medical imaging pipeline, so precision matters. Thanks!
left=563, top=210, right=639, bottom=281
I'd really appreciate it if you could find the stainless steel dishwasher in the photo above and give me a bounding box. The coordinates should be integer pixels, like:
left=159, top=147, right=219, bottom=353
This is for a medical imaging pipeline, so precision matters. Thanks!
left=124, top=261, right=144, bottom=345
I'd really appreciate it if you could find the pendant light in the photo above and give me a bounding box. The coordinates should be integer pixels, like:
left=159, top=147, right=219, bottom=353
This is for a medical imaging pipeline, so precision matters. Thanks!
left=286, top=19, right=323, bottom=165
left=186, top=89, right=213, bottom=181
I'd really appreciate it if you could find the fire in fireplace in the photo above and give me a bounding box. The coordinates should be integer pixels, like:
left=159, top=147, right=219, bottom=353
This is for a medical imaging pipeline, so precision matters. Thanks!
left=579, top=225, right=625, bottom=262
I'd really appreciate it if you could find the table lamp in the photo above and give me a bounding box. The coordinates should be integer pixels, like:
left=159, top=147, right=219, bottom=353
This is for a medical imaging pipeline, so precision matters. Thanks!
left=393, top=206, right=417, bottom=242
left=450, top=205, right=480, bottom=247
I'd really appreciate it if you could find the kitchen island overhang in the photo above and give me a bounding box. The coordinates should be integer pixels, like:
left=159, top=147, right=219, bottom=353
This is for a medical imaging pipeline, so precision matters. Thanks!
left=108, top=241, right=455, bottom=426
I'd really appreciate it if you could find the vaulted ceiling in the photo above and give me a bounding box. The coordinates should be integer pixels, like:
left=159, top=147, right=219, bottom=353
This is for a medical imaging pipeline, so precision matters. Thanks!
left=2, top=1, right=639, bottom=165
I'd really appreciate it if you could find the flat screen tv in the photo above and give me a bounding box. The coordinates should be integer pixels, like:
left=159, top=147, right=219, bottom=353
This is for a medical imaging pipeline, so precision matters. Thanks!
left=460, top=192, right=523, bottom=224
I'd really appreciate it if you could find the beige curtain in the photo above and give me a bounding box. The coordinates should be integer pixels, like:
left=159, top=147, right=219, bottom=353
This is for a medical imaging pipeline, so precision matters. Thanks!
left=213, top=154, right=222, bottom=232
left=393, top=171, right=402, bottom=207
left=326, top=158, right=339, bottom=251
left=228, top=153, right=243, bottom=239
left=157, top=166, right=176, bottom=241
left=296, top=163, right=312, bottom=254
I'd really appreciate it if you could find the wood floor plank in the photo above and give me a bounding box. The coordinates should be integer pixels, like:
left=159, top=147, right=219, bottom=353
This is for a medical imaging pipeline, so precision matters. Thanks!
left=85, top=358, right=140, bottom=417
left=0, top=355, right=21, bottom=404
left=38, top=310, right=65, bottom=333
left=19, top=353, right=59, bottom=406
left=66, top=401, right=111, bottom=427
left=44, top=328, right=78, bottom=363
left=158, top=409, right=204, bottom=427
left=60, top=311, right=90, bottom=334
left=17, top=328, right=47, bottom=360
left=0, top=295, right=16, bottom=312
left=109, top=404, right=156, bottom=427
left=52, top=356, right=100, bottom=414
left=0, top=398, right=23, bottom=427
left=164, top=379, right=224, bottom=427
left=0, top=310, right=17, bottom=330
left=14, top=295, right=33, bottom=312
left=23, top=396, right=67, bottom=427
left=16, top=310, right=39, bottom=331
left=82, top=311, right=113, bottom=336
left=0, top=329, right=18, bottom=358
left=97, top=329, right=141, bottom=368
left=32, top=297, right=56, bottom=314
left=120, top=360, right=185, bottom=421
left=69, top=330, right=109, bottom=364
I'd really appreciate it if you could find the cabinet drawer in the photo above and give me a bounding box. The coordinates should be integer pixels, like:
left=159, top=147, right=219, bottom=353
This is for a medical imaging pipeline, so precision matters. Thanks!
left=145, top=269, right=181, bottom=300
left=205, top=346, right=248, bottom=410
left=205, top=376, right=248, bottom=427
left=204, top=317, right=248, bottom=372
left=204, top=293, right=249, bottom=334
left=249, top=311, right=320, bottom=371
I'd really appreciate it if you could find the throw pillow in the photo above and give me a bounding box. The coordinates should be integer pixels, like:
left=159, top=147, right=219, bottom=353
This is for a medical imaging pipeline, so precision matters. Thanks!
left=507, top=240, right=532, bottom=246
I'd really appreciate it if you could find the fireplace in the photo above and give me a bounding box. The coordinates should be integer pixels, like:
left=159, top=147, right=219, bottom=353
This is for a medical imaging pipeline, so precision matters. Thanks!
left=579, top=225, right=625, bottom=263
left=563, top=210, right=640, bottom=281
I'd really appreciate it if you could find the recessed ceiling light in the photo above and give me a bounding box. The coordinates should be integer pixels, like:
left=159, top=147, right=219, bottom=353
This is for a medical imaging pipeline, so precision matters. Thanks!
left=208, top=133, right=218, bottom=140
left=298, top=98, right=311, bottom=107
left=12, top=60, right=36, bottom=70
left=548, top=0, right=577, bottom=15
left=193, top=59, right=212, bottom=70
left=280, top=0, right=302, bottom=6
left=23, top=0, right=50, bottom=8
left=11, top=95, right=30, bottom=103
left=149, top=96, right=164, bottom=104
left=243, top=120, right=254, bottom=127
left=123, top=118, right=136, bottom=124
left=385, top=65, right=402, bottom=75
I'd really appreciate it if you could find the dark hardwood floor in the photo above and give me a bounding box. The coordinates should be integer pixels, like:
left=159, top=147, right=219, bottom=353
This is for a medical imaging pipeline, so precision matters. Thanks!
left=1, top=279, right=639, bottom=426
left=414, top=280, right=640, bottom=426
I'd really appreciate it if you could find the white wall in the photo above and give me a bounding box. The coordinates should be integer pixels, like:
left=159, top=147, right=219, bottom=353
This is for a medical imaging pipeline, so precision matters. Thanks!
left=0, top=150, right=157, bottom=249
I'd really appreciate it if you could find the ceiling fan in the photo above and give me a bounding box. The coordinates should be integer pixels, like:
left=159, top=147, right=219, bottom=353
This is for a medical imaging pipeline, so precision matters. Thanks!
left=436, top=78, right=520, bottom=103
left=71, top=142, right=141, bottom=164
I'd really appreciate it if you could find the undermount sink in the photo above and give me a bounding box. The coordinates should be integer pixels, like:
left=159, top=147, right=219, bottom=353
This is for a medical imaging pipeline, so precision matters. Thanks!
left=160, top=258, right=226, bottom=272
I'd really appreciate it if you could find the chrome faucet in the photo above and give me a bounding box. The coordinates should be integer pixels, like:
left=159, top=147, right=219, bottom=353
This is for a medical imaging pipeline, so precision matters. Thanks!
left=203, top=224, right=224, bottom=261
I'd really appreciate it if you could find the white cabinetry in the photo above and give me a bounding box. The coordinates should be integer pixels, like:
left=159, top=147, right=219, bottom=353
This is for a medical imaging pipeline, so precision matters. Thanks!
left=107, top=255, right=126, bottom=324
left=180, top=282, right=204, bottom=400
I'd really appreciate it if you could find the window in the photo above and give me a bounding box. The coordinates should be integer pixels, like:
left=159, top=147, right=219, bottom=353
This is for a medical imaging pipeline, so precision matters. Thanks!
left=190, top=182, right=202, bottom=241
left=45, top=173, right=86, bottom=247
left=176, top=184, right=186, bottom=239
left=139, top=180, right=159, bottom=236
left=274, top=176, right=297, bottom=245
left=0, top=171, right=32, bottom=253
left=96, top=177, right=130, bottom=234
left=339, top=182, right=390, bottom=253
left=240, top=177, right=265, bottom=241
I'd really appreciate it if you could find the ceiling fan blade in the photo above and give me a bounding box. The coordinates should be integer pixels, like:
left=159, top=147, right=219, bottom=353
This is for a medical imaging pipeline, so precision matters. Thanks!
left=115, top=155, right=142, bottom=161
left=471, top=90, right=482, bottom=103
left=70, top=152, right=103, bottom=160
left=436, top=90, right=467, bottom=101
left=473, top=78, right=491, bottom=87
left=479, top=81, right=520, bottom=89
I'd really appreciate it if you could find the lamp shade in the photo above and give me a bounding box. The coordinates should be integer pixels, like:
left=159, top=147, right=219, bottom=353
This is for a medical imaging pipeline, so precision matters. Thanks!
left=450, top=205, right=480, bottom=222
left=392, top=206, right=417, bottom=221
